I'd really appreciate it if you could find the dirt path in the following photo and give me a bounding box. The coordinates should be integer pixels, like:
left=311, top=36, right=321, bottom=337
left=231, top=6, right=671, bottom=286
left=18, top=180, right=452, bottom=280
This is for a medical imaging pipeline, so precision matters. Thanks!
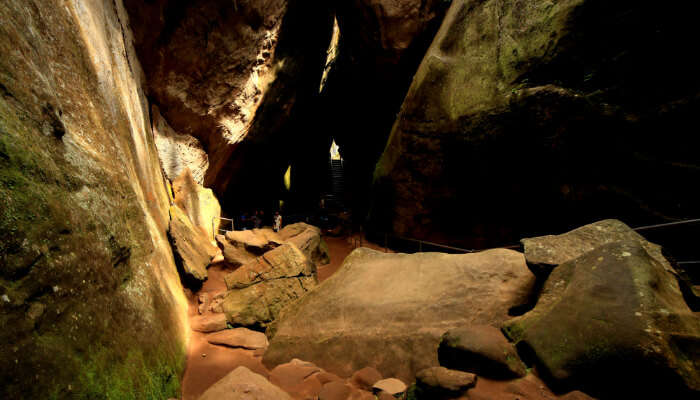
left=180, top=234, right=367, bottom=399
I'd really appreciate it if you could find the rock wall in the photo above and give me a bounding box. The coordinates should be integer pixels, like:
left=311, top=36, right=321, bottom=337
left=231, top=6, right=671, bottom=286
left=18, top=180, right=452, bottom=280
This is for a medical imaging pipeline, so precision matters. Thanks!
left=0, top=0, right=188, bottom=398
left=320, top=0, right=449, bottom=215
left=124, top=0, right=334, bottom=210
left=371, top=0, right=700, bottom=248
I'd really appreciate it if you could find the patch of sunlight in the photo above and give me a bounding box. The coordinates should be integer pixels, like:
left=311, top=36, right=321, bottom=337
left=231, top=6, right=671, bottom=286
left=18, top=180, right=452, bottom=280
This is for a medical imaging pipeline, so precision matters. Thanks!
left=330, top=139, right=342, bottom=160
left=284, top=164, right=291, bottom=191
left=319, top=16, right=340, bottom=93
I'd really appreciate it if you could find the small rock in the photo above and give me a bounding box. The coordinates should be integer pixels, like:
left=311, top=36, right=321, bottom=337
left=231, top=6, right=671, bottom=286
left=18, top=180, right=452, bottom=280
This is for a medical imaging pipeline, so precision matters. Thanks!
left=191, top=313, right=227, bottom=333
left=198, top=293, right=211, bottom=315
left=206, top=327, right=269, bottom=350
left=27, top=303, right=46, bottom=320
left=319, top=380, right=352, bottom=400
left=350, top=367, right=382, bottom=391
left=2, top=294, right=10, bottom=303
left=416, top=366, right=476, bottom=394
left=372, top=378, right=406, bottom=396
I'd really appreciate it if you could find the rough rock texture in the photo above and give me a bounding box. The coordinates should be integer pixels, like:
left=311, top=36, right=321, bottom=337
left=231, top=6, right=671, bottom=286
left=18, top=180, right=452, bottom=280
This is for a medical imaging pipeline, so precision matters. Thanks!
left=152, top=104, right=208, bottom=184
left=439, top=325, right=527, bottom=379
left=415, top=366, right=476, bottom=395
left=372, top=378, right=406, bottom=396
left=279, top=222, right=331, bottom=265
left=191, top=313, right=228, bottom=333
left=371, top=0, right=700, bottom=249
left=504, top=240, right=700, bottom=398
left=222, top=244, right=318, bottom=328
left=225, top=229, right=281, bottom=255
left=224, top=243, right=315, bottom=289
left=172, top=167, right=222, bottom=240
left=320, top=1, right=450, bottom=215
left=206, top=327, right=269, bottom=350
left=169, top=205, right=219, bottom=282
left=264, top=247, right=535, bottom=381
left=198, top=366, right=292, bottom=400
left=0, top=1, right=188, bottom=398
left=522, top=219, right=672, bottom=275
left=216, top=234, right=258, bottom=267
left=523, top=219, right=700, bottom=311
left=124, top=0, right=334, bottom=207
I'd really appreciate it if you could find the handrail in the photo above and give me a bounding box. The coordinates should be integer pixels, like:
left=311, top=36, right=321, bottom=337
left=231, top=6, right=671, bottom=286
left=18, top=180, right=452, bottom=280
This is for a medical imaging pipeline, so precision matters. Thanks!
left=213, top=217, right=235, bottom=239
left=365, top=217, right=700, bottom=263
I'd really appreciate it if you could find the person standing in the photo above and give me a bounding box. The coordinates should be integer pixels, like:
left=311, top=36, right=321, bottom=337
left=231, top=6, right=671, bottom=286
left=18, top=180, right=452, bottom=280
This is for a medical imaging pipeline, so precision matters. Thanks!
left=273, top=211, right=282, bottom=232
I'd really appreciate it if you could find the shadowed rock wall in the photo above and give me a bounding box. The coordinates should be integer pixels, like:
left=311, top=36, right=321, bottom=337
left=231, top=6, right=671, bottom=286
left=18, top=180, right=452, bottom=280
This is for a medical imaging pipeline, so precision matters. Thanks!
left=124, top=0, right=334, bottom=212
left=371, top=0, right=700, bottom=248
left=0, top=0, right=188, bottom=398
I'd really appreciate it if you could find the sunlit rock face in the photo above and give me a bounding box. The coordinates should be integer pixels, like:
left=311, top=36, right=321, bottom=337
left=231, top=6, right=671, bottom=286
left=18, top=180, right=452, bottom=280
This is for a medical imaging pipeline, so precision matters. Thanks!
left=152, top=104, right=209, bottom=184
left=0, top=0, right=188, bottom=398
left=124, top=0, right=334, bottom=207
left=320, top=0, right=449, bottom=214
left=372, top=0, right=700, bottom=248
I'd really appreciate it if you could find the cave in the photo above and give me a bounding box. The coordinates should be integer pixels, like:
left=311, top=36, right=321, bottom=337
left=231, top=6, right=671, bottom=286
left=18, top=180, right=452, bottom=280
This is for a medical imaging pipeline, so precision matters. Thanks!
left=1, top=1, right=700, bottom=399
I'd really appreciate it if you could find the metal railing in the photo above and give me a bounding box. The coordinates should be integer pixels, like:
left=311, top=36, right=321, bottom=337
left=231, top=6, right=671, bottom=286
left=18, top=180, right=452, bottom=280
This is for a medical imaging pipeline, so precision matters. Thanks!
left=213, top=217, right=235, bottom=239
left=358, top=218, right=700, bottom=265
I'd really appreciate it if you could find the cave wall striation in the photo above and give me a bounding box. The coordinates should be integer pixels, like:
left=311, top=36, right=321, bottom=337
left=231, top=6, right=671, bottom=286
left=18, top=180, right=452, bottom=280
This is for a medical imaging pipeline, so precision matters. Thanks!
left=0, top=0, right=188, bottom=398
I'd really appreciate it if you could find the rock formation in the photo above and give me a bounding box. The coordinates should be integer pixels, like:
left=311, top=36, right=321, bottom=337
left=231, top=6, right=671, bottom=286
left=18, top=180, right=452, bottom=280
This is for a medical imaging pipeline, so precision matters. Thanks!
left=263, top=247, right=536, bottom=381
left=152, top=104, right=209, bottom=185
left=279, top=222, right=331, bottom=265
left=504, top=240, right=700, bottom=398
left=172, top=167, right=222, bottom=240
left=319, top=0, right=450, bottom=215
left=371, top=0, right=700, bottom=248
left=198, top=366, right=292, bottom=400
left=169, top=205, right=220, bottom=282
left=222, top=243, right=317, bottom=329
left=123, top=0, right=335, bottom=209
left=0, top=0, right=188, bottom=397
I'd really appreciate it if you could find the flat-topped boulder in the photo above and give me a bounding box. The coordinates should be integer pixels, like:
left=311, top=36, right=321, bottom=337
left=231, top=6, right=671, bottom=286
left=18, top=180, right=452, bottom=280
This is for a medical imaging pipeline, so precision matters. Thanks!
left=504, top=240, right=700, bottom=398
left=263, top=247, right=535, bottom=381
left=206, top=327, right=269, bottom=350
left=216, top=234, right=257, bottom=267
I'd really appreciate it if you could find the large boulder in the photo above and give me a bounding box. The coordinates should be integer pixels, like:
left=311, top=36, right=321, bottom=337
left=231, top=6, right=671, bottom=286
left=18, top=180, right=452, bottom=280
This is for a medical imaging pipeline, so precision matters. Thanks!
left=222, top=244, right=318, bottom=328
left=198, top=366, right=292, bottom=400
left=522, top=219, right=699, bottom=310
left=370, top=0, right=700, bottom=249
left=224, top=243, right=315, bottom=289
left=172, top=167, right=222, bottom=240
left=263, top=247, right=536, bottom=381
left=279, top=223, right=330, bottom=265
left=169, top=205, right=219, bottom=282
left=521, top=219, right=673, bottom=276
left=503, top=240, right=700, bottom=398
